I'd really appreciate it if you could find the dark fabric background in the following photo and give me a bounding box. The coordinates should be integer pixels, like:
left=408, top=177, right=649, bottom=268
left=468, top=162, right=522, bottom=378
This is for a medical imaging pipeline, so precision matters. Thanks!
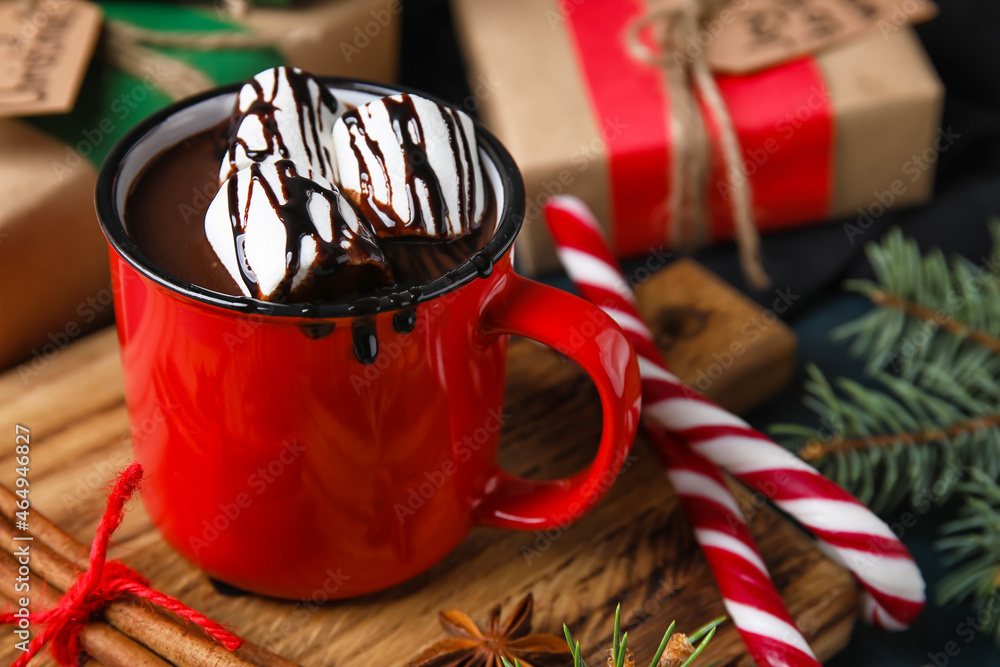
left=398, top=1, right=1000, bottom=664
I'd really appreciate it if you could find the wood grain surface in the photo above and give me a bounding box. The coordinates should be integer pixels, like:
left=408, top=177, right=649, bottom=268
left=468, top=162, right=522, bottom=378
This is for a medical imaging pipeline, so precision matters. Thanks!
left=0, top=260, right=856, bottom=666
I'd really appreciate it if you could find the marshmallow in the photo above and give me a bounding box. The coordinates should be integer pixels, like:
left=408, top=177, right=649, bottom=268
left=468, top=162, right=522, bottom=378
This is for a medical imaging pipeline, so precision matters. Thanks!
left=332, top=93, right=485, bottom=239
left=205, top=160, right=393, bottom=302
left=220, top=67, right=342, bottom=183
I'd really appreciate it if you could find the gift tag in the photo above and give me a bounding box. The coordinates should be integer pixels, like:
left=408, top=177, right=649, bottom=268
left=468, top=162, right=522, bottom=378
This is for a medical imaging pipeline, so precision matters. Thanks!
left=0, top=0, right=103, bottom=118
left=707, top=0, right=938, bottom=73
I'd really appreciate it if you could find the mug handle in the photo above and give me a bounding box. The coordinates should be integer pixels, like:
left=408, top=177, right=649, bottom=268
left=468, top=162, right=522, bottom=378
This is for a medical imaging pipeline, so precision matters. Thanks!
left=474, top=274, right=642, bottom=530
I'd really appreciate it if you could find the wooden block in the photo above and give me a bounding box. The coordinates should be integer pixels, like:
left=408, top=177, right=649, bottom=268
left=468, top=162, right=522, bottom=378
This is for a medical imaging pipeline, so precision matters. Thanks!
left=636, top=258, right=797, bottom=414
left=0, top=266, right=847, bottom=667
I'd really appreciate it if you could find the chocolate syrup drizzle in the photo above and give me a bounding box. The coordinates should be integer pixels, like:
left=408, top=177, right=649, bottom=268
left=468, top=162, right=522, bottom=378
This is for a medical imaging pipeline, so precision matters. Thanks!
left=222, top=68, right=340, bottom=181
left=340, top=95, right=480, bottom=239
left=209, top=73, right=497, bottom=364
left=227, top=160, right=393, bottom=302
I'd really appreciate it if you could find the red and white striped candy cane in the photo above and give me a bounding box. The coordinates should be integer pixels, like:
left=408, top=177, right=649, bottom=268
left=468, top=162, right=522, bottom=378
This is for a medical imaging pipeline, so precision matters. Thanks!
left=544, top=195, right=925, bottom=632
left=657, top=427, right=823, bottom=667
left=544, top=197, right=825, bottom=667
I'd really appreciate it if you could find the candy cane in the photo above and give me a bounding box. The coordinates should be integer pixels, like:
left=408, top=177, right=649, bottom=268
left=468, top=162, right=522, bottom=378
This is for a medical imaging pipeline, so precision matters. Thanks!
left=544, top=196, right=925, bottom=633
left=657, top=427, right=823, bottom=667
left=543, top=198, right=824, bottom=667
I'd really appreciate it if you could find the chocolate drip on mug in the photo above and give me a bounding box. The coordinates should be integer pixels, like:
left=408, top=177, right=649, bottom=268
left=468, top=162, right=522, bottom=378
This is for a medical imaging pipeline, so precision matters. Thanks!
left=352, top=318, right=379, bottom=365
left=392, top=309, right=417, bottom=334
left=470, top=253, right=493, bottom=278
left=300, top=322, right=337, bottom=340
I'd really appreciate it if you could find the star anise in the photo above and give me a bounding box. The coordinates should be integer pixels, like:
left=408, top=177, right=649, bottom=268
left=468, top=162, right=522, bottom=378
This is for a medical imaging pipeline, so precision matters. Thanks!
left=409, top=593, right=572, bottom=667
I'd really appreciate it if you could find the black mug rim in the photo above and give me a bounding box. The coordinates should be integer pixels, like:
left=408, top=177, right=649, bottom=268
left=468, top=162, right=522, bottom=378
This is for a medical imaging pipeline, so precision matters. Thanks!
left=94, top=76, right=526, bottom=319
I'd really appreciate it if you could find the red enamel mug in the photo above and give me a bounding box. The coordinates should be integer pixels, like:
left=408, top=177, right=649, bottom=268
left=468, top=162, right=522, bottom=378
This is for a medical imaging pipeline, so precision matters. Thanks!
left=95, top=79, right=642, bottom=599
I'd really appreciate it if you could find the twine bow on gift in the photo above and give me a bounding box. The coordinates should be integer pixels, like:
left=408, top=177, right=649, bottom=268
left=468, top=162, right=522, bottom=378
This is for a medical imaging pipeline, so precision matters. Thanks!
left=0, top=463, right=243, bottom=667
left=626, top=0, right=770, bottom=289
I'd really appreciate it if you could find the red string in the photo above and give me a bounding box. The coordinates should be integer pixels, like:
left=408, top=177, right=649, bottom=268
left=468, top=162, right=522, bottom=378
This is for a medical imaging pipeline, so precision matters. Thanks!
left=0, top=463, right=243, bottom=666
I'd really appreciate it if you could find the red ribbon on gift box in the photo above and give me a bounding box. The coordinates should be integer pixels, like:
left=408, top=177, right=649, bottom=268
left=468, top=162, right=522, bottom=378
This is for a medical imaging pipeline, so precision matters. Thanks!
left=560, top=0, right=834, bottom=274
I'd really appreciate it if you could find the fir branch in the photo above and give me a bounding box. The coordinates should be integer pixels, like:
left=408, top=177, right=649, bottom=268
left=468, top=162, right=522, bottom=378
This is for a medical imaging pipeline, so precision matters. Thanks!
left=801, top=412, right=1000, bottom=459
left=772, top=220, right=1000, bottom=642
left=834, top=222, right=1000, bottom=382
left=937, top=468, right=1000, bottom=645
left=773, top=364, right=1000, bottom=512
left=771, top=222, right=1000, bottom=513
left=866, top=289, right=1000, bottom=356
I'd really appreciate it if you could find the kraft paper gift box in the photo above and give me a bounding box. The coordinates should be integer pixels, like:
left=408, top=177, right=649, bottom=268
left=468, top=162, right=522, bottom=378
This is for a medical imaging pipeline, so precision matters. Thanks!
left=451, top=0, right=945, bottom=274
left=0, top=0, right=401, bottom=373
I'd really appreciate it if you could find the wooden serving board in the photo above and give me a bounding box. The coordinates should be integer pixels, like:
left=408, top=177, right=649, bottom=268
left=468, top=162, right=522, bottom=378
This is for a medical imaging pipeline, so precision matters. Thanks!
left=0, top=260, right=856, bottom=666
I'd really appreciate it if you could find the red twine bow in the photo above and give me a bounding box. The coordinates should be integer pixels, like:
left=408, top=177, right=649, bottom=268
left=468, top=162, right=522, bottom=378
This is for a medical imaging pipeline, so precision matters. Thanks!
left=1, top=462, right=243, bottom=666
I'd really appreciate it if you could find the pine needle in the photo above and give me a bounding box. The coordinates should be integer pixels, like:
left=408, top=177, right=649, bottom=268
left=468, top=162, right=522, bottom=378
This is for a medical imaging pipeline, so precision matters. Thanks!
left=648, top=620, right=676, bottom=667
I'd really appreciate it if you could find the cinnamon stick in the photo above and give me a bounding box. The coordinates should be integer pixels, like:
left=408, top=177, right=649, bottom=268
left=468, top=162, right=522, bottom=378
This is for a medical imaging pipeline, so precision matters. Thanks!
left=0, top=486, right=301, bottom=667
left=0, top=516, right=251, bottom=667
left=0, top=549, right=168, bottom=667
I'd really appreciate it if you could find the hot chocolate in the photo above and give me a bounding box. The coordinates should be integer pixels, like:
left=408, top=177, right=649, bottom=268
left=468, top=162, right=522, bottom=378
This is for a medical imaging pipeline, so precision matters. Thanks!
left=125, top=67, right=496, bottom=306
